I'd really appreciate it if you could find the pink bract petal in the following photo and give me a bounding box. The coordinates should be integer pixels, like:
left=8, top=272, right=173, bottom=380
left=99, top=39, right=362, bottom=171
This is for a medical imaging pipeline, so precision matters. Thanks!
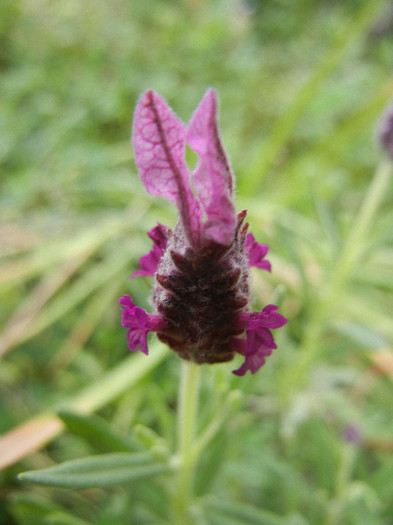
left=245, top=233, right=271, bottom=272
left=133, top=91, right=202, bottom=246
left=187, top=89, right=236, bottom=246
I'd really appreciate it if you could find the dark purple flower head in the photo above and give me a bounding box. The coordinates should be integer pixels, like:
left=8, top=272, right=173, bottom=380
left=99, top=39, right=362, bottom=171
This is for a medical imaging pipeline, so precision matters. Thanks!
left=120, top=89, right=287, bottom=375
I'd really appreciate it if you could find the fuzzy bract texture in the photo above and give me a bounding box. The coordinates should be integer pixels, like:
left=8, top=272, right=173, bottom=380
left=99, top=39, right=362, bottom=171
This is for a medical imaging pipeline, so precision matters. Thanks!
left=120, top=89, right=287, bottom=375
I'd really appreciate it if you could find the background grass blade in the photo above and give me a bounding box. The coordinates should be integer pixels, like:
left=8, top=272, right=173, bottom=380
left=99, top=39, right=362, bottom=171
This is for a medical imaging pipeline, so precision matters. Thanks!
left=0, top=343, right=169, bottom=470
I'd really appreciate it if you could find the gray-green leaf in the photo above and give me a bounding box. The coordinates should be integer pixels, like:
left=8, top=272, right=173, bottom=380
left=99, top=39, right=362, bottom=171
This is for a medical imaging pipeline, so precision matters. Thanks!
left=18, top=452, right=170, bottom=489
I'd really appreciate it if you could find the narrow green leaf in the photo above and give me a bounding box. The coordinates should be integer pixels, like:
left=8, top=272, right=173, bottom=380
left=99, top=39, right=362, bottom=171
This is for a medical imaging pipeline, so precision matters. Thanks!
left=45, top=511, right=91, bottom=525
left=18, top=452, right=170, bottom=489
left=58, top=410, right=136, bottom=453
left=204, top=497, right=286, bottom=525
left=8, top=493, right=62, bottom=525
left=133, top=423, right=168, bottom=452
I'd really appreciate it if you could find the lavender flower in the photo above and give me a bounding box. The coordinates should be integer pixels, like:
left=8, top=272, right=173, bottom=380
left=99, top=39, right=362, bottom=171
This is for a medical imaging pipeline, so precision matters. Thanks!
left=120, top=90, right=287, bottom=375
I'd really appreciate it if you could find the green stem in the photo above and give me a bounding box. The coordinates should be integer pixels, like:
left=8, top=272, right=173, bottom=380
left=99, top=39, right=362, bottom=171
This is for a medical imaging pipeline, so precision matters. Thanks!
left=289, top=160, right=392, bottom=391
left=173, top=360, right=200, bottom=524
left=194, top=389, right=241, bottom=459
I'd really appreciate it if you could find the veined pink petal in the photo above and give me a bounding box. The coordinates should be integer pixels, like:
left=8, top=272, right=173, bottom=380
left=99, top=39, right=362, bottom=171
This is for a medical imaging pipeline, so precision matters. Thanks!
left=187, top=89, right=236, bottom=246
left=133, top=91, right=202, bottom=246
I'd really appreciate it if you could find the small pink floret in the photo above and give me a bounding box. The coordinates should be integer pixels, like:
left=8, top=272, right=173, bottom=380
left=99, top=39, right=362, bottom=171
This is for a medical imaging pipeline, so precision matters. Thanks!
left=131, top=244, right=163, bottom=278
left=119, top=295, right=152, bottom=355
left=148, top=223, right=169, bottom=252
left=245, top=233, right=271, bottom=272
left=232, top=305, right=288, bottom=376
left=132, top=224, right=169, bottom=278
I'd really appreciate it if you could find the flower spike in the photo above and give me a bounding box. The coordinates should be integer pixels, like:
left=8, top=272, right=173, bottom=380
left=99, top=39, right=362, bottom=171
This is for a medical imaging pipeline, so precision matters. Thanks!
left=121, top=90, right=287, bottom=374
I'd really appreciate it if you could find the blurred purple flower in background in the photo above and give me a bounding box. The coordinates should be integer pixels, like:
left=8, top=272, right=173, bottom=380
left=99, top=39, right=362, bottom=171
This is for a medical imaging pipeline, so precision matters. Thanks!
left=342, top=424, right=363, bottom=445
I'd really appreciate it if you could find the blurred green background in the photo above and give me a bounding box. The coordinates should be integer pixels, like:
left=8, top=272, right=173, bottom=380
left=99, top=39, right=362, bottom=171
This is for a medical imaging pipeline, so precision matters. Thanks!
left=1, top=0, right=393, bottom=524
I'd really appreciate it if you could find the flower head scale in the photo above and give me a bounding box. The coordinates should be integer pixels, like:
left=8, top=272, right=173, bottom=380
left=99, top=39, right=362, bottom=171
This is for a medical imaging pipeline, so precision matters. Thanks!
left=120, top=89, right=287, bottom=375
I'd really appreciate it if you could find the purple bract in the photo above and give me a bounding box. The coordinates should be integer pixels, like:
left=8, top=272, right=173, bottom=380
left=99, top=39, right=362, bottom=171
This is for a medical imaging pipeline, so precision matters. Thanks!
left=120, top=89, right=287, bottom=375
